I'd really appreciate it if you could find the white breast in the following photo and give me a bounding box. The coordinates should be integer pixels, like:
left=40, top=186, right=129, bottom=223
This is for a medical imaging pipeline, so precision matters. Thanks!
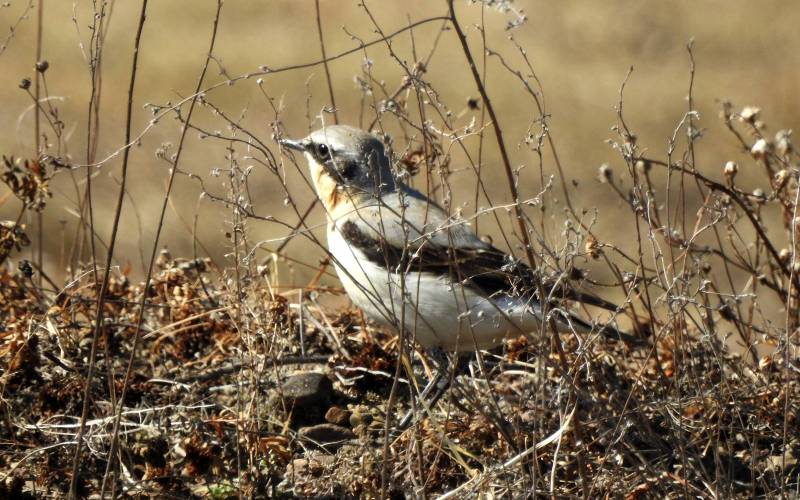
left=326, top=222, right=545, bottom=352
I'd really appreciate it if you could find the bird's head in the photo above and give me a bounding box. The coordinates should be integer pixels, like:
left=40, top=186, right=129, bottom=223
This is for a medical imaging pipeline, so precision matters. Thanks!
left=280, top=125, right=395, bottom=210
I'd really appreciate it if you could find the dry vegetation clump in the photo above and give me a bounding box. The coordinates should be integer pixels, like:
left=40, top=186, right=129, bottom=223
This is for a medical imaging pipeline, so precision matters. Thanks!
left=1, top=0, right=799, bottom=498
left=0, top=252, right=797, bottom=497
left=0, top=251, right=333, bottom=496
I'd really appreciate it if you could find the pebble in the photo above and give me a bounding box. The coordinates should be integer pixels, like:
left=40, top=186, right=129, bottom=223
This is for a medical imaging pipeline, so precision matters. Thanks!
left=324, top=406, right=351, bottom=426
left=278, top=372, right=333, bottom=412
left=298, top=423, right=355, bottom=451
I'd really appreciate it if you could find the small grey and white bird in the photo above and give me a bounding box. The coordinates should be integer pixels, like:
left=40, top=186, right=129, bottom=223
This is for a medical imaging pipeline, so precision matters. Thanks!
left=280, top=125, right=633, bottom=424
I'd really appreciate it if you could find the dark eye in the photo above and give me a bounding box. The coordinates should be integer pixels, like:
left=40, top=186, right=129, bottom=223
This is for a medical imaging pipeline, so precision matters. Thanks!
left=316, top=143, right=330, bottom=158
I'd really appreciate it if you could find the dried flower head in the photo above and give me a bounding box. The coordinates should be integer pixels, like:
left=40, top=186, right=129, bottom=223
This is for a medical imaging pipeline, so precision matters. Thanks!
left=750, top=138, right=769, bottom=158
left=723, top=161, right=738, bottom=180
left=775, top=130, right=793, bottom=156
left=740, top=106, right=761, bottom=124
left=156, top=247, right=172, bottom=269
left=0, top=221, right=30, bottom=264
left=585, top=235, right=601, bottom=259
left=774, top=169, right=790, bottom=191
left=1, top=156, right=56, bottom=211
left=17, top=259, right=33, bottom=278
left=598, top=163, right=612, bottom=183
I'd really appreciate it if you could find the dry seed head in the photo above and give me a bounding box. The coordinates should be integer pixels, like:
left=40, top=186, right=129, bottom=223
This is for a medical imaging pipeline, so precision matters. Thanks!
left=156, top=247, right=172, bottom=269
left=740, top=106, right=761, bottom=124
left=774, top=169, right=790, bottom=190
left=775, top=130, right=793, bottom=156
left=752, top=188, right=766, bottom=203
left=779, top=248, right=791, bottom=262
left=723, top=161, right=738, bottom=179
left=598, top=163, right=612, bottom=183
left=585, top=235, right=600, bottom=259
left=18, top=260, right=33, bottom=278
left=751, top=138, right=769, bottom=158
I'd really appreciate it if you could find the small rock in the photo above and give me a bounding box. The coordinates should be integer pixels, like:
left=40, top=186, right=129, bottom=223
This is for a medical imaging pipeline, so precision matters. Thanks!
left=324, top=406, right=351, bottom=426
left=289, top=452, right=336, bottom=477
left=298, top=423, right=355, bottom=451
left=278, top=372, right=333, bottom=412
left=349, top=408, right=373, bottom=429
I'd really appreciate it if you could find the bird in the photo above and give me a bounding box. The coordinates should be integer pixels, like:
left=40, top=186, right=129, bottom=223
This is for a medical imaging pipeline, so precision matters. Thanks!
left=280, top=125, right=635, bottom=427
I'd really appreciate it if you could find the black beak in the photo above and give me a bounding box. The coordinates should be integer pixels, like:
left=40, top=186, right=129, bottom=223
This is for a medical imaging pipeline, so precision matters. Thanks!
left=279, top=138, right=307, bottom=152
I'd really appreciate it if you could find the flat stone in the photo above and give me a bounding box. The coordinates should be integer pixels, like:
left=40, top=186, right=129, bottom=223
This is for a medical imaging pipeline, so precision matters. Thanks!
left=324, top=406, right=351, bottom=426
left=278, top=372, right=333, bottom=413
left=298, top=423, right=355, bottom=451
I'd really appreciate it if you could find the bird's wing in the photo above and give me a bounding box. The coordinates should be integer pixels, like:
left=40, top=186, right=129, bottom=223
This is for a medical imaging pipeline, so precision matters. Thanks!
left=336, top=189, right=620, bottom=312
left=335, top=190, right=642, bottom=343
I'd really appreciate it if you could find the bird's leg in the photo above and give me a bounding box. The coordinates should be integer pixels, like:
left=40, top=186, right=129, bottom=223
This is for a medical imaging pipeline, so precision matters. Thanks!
left=397, top=347, right=452, bottom=430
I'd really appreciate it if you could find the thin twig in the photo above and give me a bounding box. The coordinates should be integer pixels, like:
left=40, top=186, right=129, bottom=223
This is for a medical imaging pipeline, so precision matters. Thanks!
left=33, top=0, right=43, bottom=286
left=78, top=15, right=451, bottom=170
left=446, top=0, right=537, bottom=271
left=315, top=0, right=338, bottom=124
left=98, top=1, right=223, bottom=497
left=68, top=1, right=150, bottom=497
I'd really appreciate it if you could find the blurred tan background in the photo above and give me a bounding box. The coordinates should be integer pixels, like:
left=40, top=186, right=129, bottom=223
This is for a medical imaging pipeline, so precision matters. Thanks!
left=1, top=0, right=798, bottom=289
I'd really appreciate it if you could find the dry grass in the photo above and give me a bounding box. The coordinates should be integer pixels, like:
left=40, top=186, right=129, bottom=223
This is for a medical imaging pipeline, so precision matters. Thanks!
left=0, top=0, right=799, bottom=497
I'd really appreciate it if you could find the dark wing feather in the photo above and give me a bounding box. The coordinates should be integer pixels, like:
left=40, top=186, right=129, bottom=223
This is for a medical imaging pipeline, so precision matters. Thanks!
left=428, top=244, right=622, bottom=314
left=340, top=219, right=620, bottom=311
left=338, top=219, right=643, bottom=343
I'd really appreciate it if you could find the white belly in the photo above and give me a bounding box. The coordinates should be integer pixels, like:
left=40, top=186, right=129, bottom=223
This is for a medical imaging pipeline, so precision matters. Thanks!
left=326, top=225, right=544, bottom=352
